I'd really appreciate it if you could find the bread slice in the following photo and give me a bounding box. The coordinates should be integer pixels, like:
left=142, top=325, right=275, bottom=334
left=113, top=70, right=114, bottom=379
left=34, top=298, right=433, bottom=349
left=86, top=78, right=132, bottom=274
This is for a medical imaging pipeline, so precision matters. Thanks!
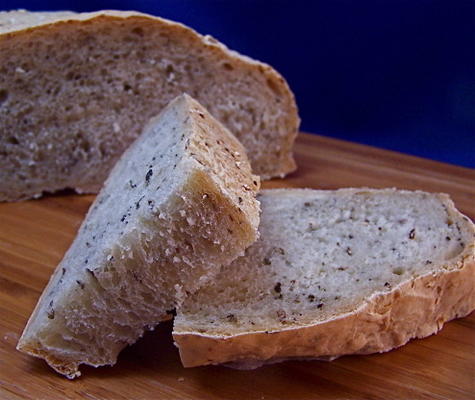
left=17, top=94, right=260, bottom=378
left=174, top=188, right=475, bottom=368
left=0, top=10, right=299, bottom=201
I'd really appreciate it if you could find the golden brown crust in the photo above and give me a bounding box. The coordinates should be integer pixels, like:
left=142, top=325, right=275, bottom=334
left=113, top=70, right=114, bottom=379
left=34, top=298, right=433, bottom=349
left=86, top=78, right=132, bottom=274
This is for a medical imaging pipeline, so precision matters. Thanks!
left=174, top=243, right=475, bottom=368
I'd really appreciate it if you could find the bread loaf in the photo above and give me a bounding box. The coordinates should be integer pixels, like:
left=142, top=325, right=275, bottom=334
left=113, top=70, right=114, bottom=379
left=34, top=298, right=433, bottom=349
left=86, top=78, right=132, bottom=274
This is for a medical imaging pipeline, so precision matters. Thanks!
left=0, top=9, right=299, bottom=201
left=174, top=188, right=475, bottom=368
left=17, top=94, right=260, bottom=378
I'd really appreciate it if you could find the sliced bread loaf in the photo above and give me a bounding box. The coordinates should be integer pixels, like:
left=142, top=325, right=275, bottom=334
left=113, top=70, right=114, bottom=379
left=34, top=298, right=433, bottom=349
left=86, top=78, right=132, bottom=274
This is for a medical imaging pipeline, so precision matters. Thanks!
left=174, top=188, right=475, bottom=368
left=17, top=94, right=260, bottom=378
left=0, top=9, right=299, bottom=201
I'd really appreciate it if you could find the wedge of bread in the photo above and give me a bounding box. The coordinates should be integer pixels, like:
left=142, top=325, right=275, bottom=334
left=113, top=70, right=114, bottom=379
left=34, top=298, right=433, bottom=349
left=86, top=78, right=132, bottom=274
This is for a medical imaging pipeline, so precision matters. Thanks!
left=17, top=94, right=260, bottom=378
left=174, top=188, right=475, bottom=368
left=0, top=9, right=299, bottom=201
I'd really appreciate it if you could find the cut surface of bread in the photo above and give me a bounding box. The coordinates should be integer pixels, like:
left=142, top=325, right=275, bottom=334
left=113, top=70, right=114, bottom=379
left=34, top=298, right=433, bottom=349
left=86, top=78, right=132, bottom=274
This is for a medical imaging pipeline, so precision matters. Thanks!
left=0, top=9, right=299, bottom=201
left=174, top=188, right=475, bottom=368
left=17, top=94, right=260, bottom=378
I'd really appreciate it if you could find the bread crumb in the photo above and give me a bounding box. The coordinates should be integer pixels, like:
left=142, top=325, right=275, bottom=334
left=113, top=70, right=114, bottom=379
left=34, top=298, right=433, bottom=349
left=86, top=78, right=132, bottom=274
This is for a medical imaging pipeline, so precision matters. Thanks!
left=178, top=377, right=185, bottom=382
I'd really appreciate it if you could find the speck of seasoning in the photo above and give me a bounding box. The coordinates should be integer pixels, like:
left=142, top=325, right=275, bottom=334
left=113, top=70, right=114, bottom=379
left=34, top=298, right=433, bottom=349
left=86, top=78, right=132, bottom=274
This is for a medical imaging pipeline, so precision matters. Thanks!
left=409, top=229, right=416, bottom=239
left=129, top=180, right=137, bottom=189
left=346, top=247, right=352, bottom=256
left=349, top=234, right=353, bottom=239
left=317, top=303, right=324, bottom=309
left=198, top=112, right=205, bottom=119
left=274, top=282, right=282, bottom=293
left=47, top=300, right=55, bottom=319
left=378, top=227, right=382, bottom=231
left=307, top=294, right=315, bottom=302
left=253, top=180, right=258, bottom=186
left=336, top=242, right=340, bottom=247
left=227, top=228, right=233, bottom=234
left=145, top=169, right=153, bottom=185
left=76, top=280, right=85, bottom=289
left=238, top=197, right=243, bottom=204
left=61, top=268, right=66, bottom=276
left=121, top=214, right=127, bottom=222
left=226, top=314, right=237, bottom=323
left=135, top=195, right=145, bottom=210
left=84, top=259, right=88, bottom=265
left=304, top=202, right=311, bottom=207
left=446, top=236, right=451, bottom=241
left=263, top=257, right=272, bottom=265
left=337, top=266, right=347, bottom=271
left=132, top=271, right=142, bottom=283
left=384, top=282, right=391, bottom=287
left=276, top=247, right=285, bottom=255
left=425, top=260, right=432, bottom=264
left=242, top=184, right=251, bottom=191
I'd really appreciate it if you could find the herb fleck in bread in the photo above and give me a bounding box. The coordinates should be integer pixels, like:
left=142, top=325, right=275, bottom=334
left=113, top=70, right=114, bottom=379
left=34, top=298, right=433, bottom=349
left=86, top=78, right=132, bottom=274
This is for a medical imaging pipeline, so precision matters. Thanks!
left=17, top=94, right=260, bottom=378
left=174, top=188, right=475, bottom=368
left=0, top=9, right=299, bottom=201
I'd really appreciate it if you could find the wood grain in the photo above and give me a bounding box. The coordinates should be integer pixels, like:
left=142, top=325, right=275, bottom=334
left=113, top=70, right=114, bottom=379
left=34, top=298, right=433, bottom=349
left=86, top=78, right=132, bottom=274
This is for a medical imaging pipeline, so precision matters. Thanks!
left=0, top=133, right=474, bottom=400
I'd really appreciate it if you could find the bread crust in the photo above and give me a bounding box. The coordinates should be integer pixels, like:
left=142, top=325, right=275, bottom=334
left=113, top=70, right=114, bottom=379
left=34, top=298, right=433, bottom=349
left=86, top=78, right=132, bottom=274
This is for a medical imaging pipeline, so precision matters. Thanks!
left=0, top=10, right=299, bottom=200
left=174, top=200, right=475, bottom=368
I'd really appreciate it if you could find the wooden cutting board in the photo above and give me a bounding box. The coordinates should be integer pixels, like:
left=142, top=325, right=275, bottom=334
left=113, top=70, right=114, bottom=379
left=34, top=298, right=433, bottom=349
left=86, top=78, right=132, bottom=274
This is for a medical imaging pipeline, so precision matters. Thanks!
left=1, top=133, right=474, bottom=400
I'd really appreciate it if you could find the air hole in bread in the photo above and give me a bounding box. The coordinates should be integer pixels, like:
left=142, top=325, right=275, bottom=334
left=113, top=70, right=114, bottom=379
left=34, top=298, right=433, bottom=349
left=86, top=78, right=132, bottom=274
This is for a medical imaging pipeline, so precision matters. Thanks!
left=0, top=89, right=8, bottom=105
left=392, top=267, right=405, bottom=275
left=131, top=27, right=144, bottom=37
left=266, top=78, right=281, bottom=96
left=76, top=132, right=91, bottom=153
left=7, top=136, right=19, bottom=145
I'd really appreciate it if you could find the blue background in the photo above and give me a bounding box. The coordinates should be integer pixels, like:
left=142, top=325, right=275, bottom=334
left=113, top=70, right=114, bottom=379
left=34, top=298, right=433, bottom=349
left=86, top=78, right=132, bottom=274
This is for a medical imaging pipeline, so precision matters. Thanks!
left=3, top=0, right=474, bottom=168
